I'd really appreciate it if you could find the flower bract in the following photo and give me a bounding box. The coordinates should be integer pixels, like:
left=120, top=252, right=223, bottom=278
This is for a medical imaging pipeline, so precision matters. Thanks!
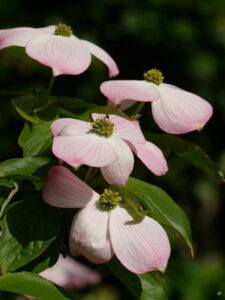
left=0, top=24, right=119, bottom=77
left=51, top=113, right=168, bottom=186
left=100, top=71, right=213, bottom=134
left=43, top=166, right=171, bottom=274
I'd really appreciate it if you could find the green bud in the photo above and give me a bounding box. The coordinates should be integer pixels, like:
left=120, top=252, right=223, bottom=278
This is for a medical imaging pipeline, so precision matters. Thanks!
left=99, top=189, right=122, bottom=210
left=143, top=68, right=164, bottom=85
left=55, top=23, right=73, bottom=37
left=92, top=118, right=114, bottom=137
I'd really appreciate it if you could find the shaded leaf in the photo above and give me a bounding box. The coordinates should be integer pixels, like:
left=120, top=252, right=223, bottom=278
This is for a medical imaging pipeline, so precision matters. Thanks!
left=145, top=132, right=224, bottom=181
left=0, top=272, right=70, bottom=300
left=18, top=121, right=53, bottom=157
left=108, top=257, right=166, bottom=300
left=11, top=94, right=49, bottom=123
left=0, top=157, right=51, bottom=180
left=0, top=196, right=61, bottom=273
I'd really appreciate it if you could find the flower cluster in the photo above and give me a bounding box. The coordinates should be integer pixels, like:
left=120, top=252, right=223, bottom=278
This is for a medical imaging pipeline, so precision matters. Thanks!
left=0, top=23, right=213, bottom=276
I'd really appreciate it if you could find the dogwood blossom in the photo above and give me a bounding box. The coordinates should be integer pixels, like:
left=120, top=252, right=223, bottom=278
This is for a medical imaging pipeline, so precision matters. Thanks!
left=100, top=69, right=213, bottom=134
left=0, top=23, right=119, bottom=77
left=43, top=166, right=171, bottom=274
left=51, top=113, right=168, bottom=186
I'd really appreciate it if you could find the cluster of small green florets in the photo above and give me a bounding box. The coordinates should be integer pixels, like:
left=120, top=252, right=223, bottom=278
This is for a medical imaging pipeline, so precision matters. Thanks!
left=143, top=68, right=164, bottom=85
left=55, top=23, right=73, bottom=37
left=92, top=118, right=114, bottom=137
left=99, top=189, right=122, bottom=210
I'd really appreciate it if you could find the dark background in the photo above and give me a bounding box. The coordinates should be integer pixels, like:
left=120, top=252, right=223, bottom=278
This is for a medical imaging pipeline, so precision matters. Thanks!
left=0, top=1, right=225, bottom=299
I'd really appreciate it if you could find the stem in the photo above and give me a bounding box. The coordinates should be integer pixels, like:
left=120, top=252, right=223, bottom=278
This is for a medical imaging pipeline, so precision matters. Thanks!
left=133, top=102, right=145, bottom=115
left=84, top=167, right=94, bottom=183
left=47, top=73, right=56, bottom=95
left=0, top=182, right=19, bottom=218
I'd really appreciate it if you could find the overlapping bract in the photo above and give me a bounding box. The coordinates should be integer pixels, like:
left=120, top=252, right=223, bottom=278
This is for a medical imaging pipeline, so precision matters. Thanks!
left=51, top=113, right=168, bottom=186
left=0, top=25, right=119, bottom=77
left=43, top=166, right=171, bottom=274
left=100, top=80, right=213, bottom=134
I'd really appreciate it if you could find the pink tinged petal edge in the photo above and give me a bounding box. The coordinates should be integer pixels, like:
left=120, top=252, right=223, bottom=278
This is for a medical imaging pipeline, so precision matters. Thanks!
left=92, top=113, right=145, bottom=144
left=100, top=80, right=160, bottom=105
left=152, top=83, right=213, bottom=134
left=51, top=118, right=92, bottom=136
left=128, top=141, right=168, bottom=176
left=52, top=134, right=118, bottom=167
left=40, top=255, right=100, bottom=289
left=101, top=138, right=134, bottom=186
left=69, top=205, right=114, bottom=264
left=26, top=35, right=92, bottom=76
left=80, top=39, right=119, bottom=77
left=43, top=166, right=99, bottom=208
left=109, top=206, right=171, bottom=274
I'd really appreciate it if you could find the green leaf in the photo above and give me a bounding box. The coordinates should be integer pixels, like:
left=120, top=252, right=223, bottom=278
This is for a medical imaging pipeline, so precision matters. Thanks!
left=0, top=178, right=16, bottom=189
left=145, top=132, right=224, bottom=181
left=11, top=94, right=49, bottom=123
left=0, top=272, right=70, bottom=300
left=0, top=157, right=51, bottom=180
left=0, top=196, right=61, bottom=273
left=19, top=239, right=61, bottom=274
left=108, top=257, right=166, bottom=300
left=119, top=177, right=193, bottom=255
left=18, top=120, right=53, bottom=157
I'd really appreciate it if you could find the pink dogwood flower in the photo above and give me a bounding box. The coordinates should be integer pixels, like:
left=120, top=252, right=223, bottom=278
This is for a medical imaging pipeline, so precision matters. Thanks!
left=43, top=166, right=171, bottom=274
left=0, top=23, right=119, bottom=77
left=51, top=113, right=168, bottom=186
left=100, top=69, right=213, bottom=134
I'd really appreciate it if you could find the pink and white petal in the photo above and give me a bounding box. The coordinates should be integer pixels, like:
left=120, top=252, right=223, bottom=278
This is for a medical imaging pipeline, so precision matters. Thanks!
left=92, top=113, right=145, bottom=144
left=43, top=166, right=99, bottom=208
left=51, top=118, right=92, bottom=136
left=152, top=84, right=213, bottom=134
left=80, top=40, right=119, bottom=77
left=101, top=138, right=134, bottom=186
left=40, top=255, right=100, bottom=289
left=0, top=27, right=46, bottom=49
left=52, top=134, right=118, bottom=167
left=109, top=206, right=171, bottom=273
left=26, top=35, right=92, bottom=76
left=70, top=205, right=114, bottom=263
left=128, top=141, right=168, bottom=176
left=107, top=99, right=137, bottom=111
left=100, top=80, right=160, bottom=105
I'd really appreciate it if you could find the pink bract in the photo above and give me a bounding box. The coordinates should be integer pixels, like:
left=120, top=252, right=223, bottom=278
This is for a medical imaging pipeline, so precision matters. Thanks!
left=0, top=25, right=119, bottom=77
left=43, top=166, right=171, bottom=274
left=40, top=255, right=101, bottom=290
left=51, top=114, right=168, bottom=186
left=100, top=80, right=213, bottom=134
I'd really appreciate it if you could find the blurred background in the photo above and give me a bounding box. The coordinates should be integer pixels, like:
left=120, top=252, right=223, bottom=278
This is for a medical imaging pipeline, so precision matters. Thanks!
left=0, top=0, right=225, bottom=299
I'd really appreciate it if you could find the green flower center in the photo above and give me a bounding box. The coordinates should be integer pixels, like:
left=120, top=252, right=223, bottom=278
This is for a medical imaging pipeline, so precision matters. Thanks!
left=92, top=118, right=114, bottom=137
left=143, top=68, right=164, bottom=85
left=54, top=23, right=73, bottom=37
left=99, top=189, right=122, bottom=210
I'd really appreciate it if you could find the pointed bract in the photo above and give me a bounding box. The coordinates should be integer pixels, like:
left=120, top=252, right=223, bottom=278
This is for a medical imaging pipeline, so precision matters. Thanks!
left=80, top=40, right=119, bottom=77
left=152, top=83, right=213, bottom=134
left=43, top=166, right=99, bottom=208
left=101, top=138, right=134, bottom=186
left=109, top=206, right=171, bottom=273
left=100, top=80, right=159, bottom=104
left=128, top=140, right=168, bottom=175
left=69, top=205, right=114, bottom=264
